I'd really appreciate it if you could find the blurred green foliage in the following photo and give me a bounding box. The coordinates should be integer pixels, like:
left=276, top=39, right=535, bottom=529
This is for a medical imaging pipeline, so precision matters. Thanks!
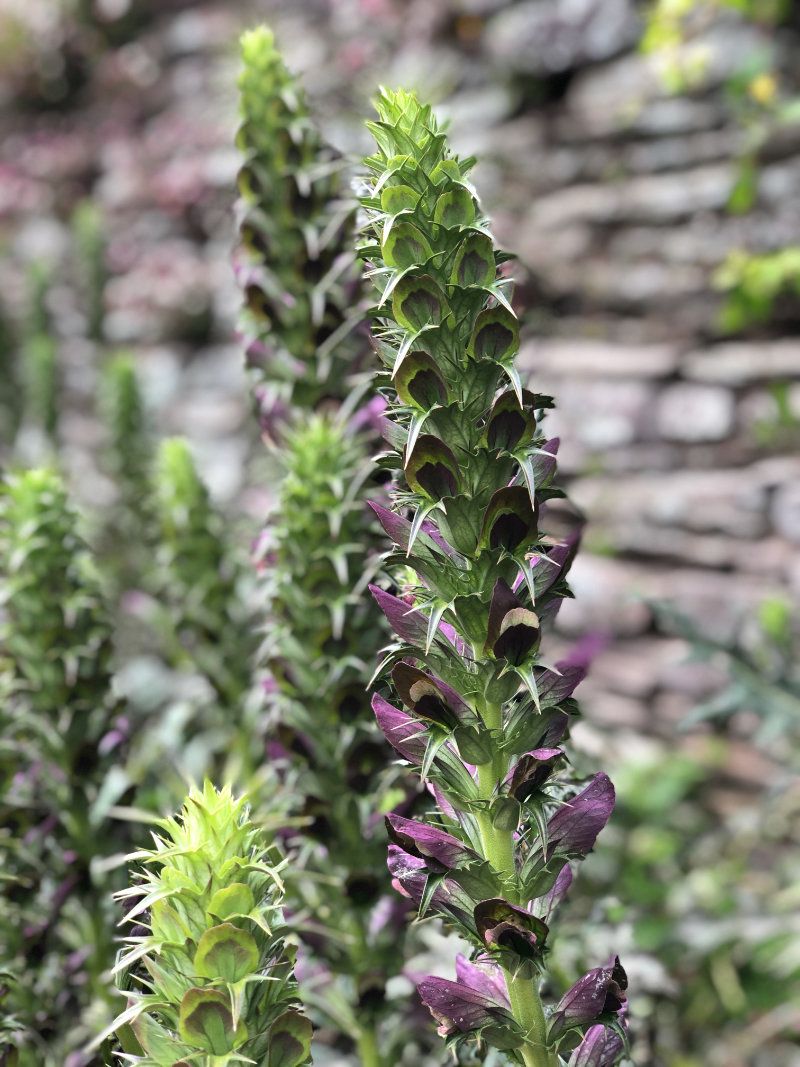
left=0, top=469, right=123, bottom=1064
left=713, top=247, right=800, bottom=330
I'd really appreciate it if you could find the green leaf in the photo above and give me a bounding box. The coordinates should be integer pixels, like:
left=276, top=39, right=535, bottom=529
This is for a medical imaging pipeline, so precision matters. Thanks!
left=267, top=1009, right=313, bottom=1067
left=194, top=922, right=260, bottom=983
left=178, top=987, right=246, bottom=1054
left=392, top=273, right=447, bottom=332
left=433, top=185, right=476, bottom=227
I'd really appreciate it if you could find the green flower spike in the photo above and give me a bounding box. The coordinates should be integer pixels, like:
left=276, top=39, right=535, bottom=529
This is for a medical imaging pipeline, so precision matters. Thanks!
left=102, top=782, right=312, bottom=1067
left=236, top=25, right=366, bottom=419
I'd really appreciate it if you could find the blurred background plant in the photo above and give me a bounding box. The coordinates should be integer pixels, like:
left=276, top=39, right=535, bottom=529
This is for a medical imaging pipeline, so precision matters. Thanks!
left=0, top=468, right=124, bottom=1064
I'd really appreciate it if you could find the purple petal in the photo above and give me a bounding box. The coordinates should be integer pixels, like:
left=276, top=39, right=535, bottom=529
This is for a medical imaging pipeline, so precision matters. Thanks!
left=387, top=845, right=474, bottom=929
left=550, top=957, right=628, bottom=1040
left=547, top=774, right=615, bottom=860
left=368, top=501, right=456, bottom=558
left=540, top=862, right=573, bottom=921
left=372, top=692, right=427, bottom=762
left=534, top=663, right=587, bottom=707
left=418, top=974, right=514, bottom=1038
left=386, top=814, right=477, bottom=871
left=454, top=955, right=510, bottom=1008
left=568, top=1024, right=625, bottom=1067
left=369, top=585, right=429, bottom=646
left=506, top=748, right=565, bottom=801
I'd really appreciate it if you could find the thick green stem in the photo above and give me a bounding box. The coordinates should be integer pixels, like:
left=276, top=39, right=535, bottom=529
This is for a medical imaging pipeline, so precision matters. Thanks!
left=355, top=1027, right=383, bottom=1067
left=507, top=971, right=558, bottom=1067
left=473, top=697, right=557, bottom=1066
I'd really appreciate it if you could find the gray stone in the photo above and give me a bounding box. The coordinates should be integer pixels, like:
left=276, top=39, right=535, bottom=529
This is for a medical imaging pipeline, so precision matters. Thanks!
left=485, top=0, right=638, bottom=75
left=656, top=383, right=735, bottom=442
left=771, top=482, right=800, bottom=545
left=520, top=338, right=679, bottom=378
left=682, top=342, right=800, bottom=386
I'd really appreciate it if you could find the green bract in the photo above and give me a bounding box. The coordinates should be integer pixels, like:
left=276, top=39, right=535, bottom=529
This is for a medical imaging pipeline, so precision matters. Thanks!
left=360, top=90, right=626, bottom=1067
left=105, top=782, right=311, bottom=1067
left=236, top=25, right=364, bottom=414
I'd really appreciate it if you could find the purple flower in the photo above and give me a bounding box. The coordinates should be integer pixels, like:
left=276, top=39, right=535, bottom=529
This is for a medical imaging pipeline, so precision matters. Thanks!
left=568, top=1024, right=626, bottom=1066
left=541, top=863, right=574, bottom=922
left=534, top=662, right=587, bottom=707
left=549, top=957, right=628, bottom=1041
left=372, top=692, right=427, bottom=762
left=418, top=955, right=521, bottom=1048
left=547, top=774, right=615, bottom=860
left=392, top=662, right=472, bottom=730
left=385, top=814, right=478, bottom=873
left=368, top=500, right=457, bottom=558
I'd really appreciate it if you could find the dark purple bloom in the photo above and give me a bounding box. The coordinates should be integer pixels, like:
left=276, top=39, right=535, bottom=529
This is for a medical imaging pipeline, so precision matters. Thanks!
left=568, top=1024, right=625, bottom=1066
left=486, top=579, right=540, bottom=665
left=549, top=957, right=628, bottom=1041
left=506, top=748, right=565, bottom=802
left=392, top=662, right=472, bottom=730
left=547, top=774, right=615, bottom=860
left=473, top=898, right=549, bottom=962
left=418, top=955, right=519, bottom=1046
left=368, top=499, right=457, bottom=558
left=372, top=692, right=427, bottom=762
left=385, top=814, right=478, bottom=873
left=480, top=486, right=538, bottom=553
left=527, top=528, right=581, bottom=598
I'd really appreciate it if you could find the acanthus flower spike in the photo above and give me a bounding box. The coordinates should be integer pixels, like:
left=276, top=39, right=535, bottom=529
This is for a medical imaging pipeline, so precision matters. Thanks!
left=359, top=88, right=629, bottom=1066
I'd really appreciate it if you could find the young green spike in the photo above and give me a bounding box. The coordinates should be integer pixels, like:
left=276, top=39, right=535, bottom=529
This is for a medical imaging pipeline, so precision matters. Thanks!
left=100, top=782, right=312, bottom=1067
left=152, top=437, right=255, bottom=718
left=72, top=198, right=107, bottom=341
left=360, top=89, right=627, bottom=1067
left=236, top=25, right=365, bottom=419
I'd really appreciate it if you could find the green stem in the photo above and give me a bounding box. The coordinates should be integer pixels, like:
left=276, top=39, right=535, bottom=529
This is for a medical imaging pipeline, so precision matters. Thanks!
left=473, top=695, right=557, bottom=1066
left=507, top=971, right=558, bottom=1067
left=355, top=1027, right=383, bottom=1067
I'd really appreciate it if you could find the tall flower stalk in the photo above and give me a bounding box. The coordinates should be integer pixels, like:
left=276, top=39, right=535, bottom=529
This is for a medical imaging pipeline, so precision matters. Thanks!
left=360, top=90, right=628, bottom=1066
left=0, top=468, right=122, bottom=1063
left=98, top=782, right=311, bottom=1067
